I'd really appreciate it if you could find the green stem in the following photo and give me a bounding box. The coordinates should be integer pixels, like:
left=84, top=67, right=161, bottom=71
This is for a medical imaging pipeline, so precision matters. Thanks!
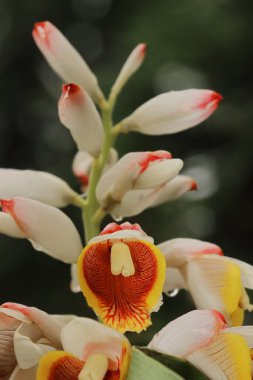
left=81, top=101, right=121, bottom=244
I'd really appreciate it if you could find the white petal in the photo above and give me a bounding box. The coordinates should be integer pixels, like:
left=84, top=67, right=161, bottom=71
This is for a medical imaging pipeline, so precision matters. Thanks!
left=96, top=152, right=148, bottom=207
left=158, top=238, right=223, bottom=267
left=70, top=264, right=81, bottom=293
left=151, top=175, right=197, bottom=207
left=0, top=169, right=76, bottom=207
left=32, top=21, right=103, bottom=103
left=61, top=317, right=126, bottom=361
left=111, top=43, right=146, bottom=96
left=89, top=226, right=153, bottom=245
left=59, top=84, right=104, bottom=157
left=121, top=89, right=222, bottom=135
left=0, top=212, right=24, bottom=238
left=148, top=310, right=225, bottom=358
left=110, top=188, right=162, bottom=219
left=134, top=159, right=183, bottom=189
left=0, top=306, right=31, bottom=324
left=2, top=198, right=83, bottom=264
left=97, top=151, right=172, bottom=209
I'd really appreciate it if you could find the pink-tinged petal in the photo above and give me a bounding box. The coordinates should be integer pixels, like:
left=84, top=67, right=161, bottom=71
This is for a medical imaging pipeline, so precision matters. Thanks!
left=134, top=159, right=183, bottom=189
left=0, top=212, right=24, bottom=239
left=59, top=84, right=104, bottom=157
left=111, top=43, right=147, bottom=96
left=158, top=238, right=223, bottom=267
left=61, top=317, right=127, bottom=367
left=89, top=221, right=153, bottom=245
left=1, top=198, right=83, bottom=264
left=121, top=89, right=222, bottom=135
left=32, top=21, right=103, bottom=103
left=0, top=169, right=77, bottom=207
left=96, top=150, right=173, bottom=208
left=148, top=310, right=226, bottom=358
left=151, top=175, right=197, bottom=207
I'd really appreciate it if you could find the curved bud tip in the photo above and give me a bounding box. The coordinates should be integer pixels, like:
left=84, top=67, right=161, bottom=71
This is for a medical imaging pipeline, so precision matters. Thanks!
left=62, top=83, right=80, bottom=97
left=100, top=222, right=145, bottom=236
left=139, top=43, right=147, bottom=58
left=32, top=21, right=51, bottom=45
left=199, top=91, right=223, bottom=111
left=191, top=180, right=198, bottom=191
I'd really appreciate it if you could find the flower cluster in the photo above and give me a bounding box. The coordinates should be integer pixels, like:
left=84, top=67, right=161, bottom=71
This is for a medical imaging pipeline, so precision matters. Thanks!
left=0, top=20, right=252, bottom=380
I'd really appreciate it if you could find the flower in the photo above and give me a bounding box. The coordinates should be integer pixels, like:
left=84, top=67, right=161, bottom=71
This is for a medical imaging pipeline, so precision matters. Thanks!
left=148, top=309, right=253, bottom=380
left=96, top=150, right=187, bottom=219
left=120, top=89, right=222, bottom=135
left=159, top=238, right=253, bottom=326
left=37, top=318, right=130, bottom=380
left=0, top=197, right=83, bottom=264
left=0, top=302, right=74, bottom=379
left=77, top=222, right=166, bottom=333
left=32, top=21, right=104, bottom=104
left=58, top=84, right=104, bottom=157
left=0, top=303, right=130, bottom=380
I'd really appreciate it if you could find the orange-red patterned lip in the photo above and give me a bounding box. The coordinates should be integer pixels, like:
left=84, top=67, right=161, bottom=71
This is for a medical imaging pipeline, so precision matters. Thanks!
left=37, top=351, right=125, bottom=380
left=49, top=355, right=83, bottom=380
left=78, top=239, right=166, bottom=333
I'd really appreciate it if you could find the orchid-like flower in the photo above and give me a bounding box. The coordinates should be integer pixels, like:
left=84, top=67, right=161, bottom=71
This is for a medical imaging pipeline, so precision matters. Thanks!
left=77, top=222, right=166, bottom=333
left=96, top=150, right=190, bottom=219
left=0, top=303, right=130, bottom=380
left=32, top=21, right=104, bottom=104
left=120, top=89, right=222, bottom=135
left=148, top=309, right=253, bottom=380
left=159, top=238, right=253, bottom=326
left=0, top=302, right=74, bottom=380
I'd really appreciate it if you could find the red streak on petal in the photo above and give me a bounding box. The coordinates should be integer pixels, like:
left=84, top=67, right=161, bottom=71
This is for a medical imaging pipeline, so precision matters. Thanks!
left=82, top=241, right=158, bottom=331
left=139, top=150, right=172, bottom=173
left=212, top=310, right=227, bottom=328
left=139, top=43, right=147, bottom=58
left=49, top=355, right=84, bottom=380
left=0, top=199, right=14, bottom=213
left=190, top=180, right=198, bottom=191
left=62, top=83, right=80, bottom=96
left=83, top=341, right=122, bottom=371
left=1, top=302, right=29, bottom=316
left=78, top=173, right=89, bottom=187
left=32, top=21, right=51, bottom=48
left=198, top=92, right=223, bottom=110
left=100, top=222, right=144, bottom=236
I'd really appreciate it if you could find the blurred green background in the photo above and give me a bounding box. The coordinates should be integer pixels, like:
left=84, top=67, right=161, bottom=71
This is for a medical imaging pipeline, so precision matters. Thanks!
left=0, top=0, right=253, bottom=344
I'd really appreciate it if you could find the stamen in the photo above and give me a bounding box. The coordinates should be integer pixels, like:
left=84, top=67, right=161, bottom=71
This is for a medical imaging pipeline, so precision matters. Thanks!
left=110, top=242, right=135, bottom=277
left=78, top=354, right=108, bottom=380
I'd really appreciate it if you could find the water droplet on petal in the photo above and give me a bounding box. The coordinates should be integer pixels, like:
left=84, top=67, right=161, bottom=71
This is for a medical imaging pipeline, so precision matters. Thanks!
left=166, top=289, right=180, bottom=297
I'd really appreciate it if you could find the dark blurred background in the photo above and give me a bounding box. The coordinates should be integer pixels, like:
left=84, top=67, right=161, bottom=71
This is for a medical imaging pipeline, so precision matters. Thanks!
left=0, top=0, right=253, bottom=344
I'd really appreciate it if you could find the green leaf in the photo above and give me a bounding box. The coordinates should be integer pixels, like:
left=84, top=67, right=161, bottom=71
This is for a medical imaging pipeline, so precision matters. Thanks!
left=127, top=347, right=184, bottom=380
left=137, top=347, right=211, bottom=380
